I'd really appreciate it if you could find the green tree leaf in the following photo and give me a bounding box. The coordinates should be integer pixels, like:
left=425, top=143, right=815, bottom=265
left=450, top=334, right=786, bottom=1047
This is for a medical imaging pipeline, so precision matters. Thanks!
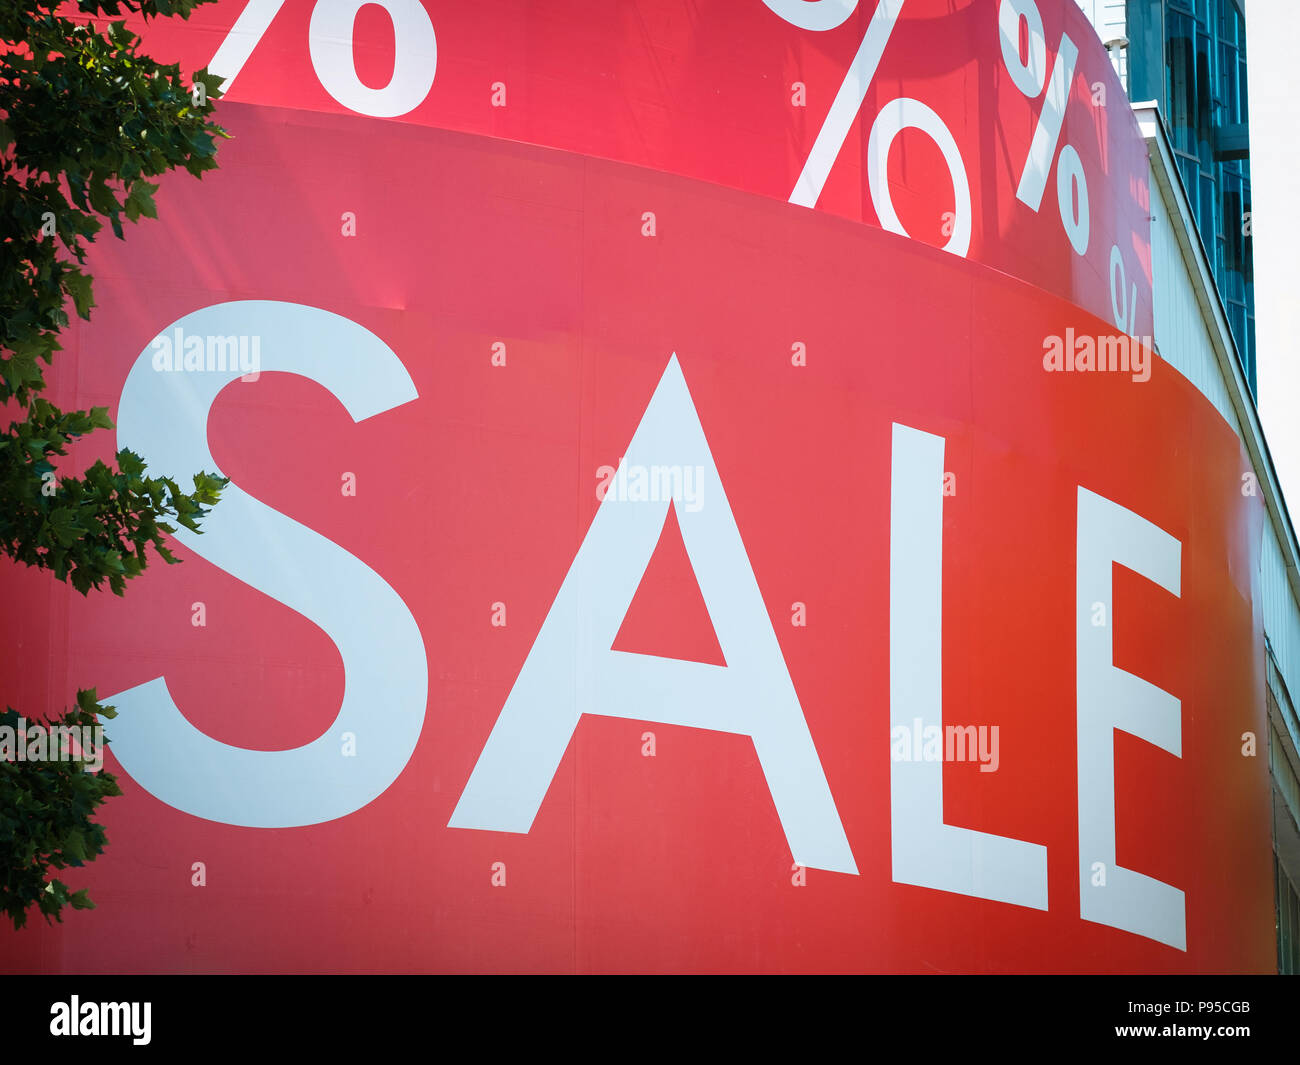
left=1, top=0, right=228, bottom=932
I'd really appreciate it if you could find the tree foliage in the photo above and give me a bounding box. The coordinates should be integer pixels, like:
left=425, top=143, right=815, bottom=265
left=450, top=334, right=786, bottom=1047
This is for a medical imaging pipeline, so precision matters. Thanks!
left=0, top=695, right=120, bottom=929
left=1, top=0, right=228, bottom=929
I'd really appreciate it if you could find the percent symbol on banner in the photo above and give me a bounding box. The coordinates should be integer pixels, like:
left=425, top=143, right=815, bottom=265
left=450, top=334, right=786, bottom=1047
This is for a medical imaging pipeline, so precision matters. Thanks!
left=1000, top=0, right=1145, bottom=333
left=772, top=0, right=1140, bottom=333
left=998, top=0, right=1090, bottom=256
left=208, top=0, right=437, bottom=118
left=772, top=0, right=973, bottom=258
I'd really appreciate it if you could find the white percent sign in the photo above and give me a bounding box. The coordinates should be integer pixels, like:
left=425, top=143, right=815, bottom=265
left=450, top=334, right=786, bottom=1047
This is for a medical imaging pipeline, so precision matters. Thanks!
left=998, top=0, right=1089, bottom=256
left=209, top=0, right=437, bottom=118
left=1110, top=243, right=1138, bottom=335
left=770, top=0, right=973, bottom=258
left=1001, top=0, right=1141, bottom=333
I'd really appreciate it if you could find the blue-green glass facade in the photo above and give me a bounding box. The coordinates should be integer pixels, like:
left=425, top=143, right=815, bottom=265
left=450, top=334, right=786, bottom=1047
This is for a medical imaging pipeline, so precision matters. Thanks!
left=1126, top=0, right=1255, bottom=393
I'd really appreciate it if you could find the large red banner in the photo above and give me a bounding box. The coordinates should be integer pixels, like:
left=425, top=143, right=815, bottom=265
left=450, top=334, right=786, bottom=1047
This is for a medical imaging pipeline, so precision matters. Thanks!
left=0, top=89, right=1274, bottom=971
left=120, top=0, right=1154, bottom=338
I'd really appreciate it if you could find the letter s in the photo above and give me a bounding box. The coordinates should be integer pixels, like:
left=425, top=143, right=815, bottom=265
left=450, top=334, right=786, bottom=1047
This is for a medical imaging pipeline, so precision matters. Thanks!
left=110, top=300, right=426, bottom=826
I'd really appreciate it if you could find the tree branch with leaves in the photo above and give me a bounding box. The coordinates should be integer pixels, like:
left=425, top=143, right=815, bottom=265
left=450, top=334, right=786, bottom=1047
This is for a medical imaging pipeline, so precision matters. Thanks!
left=1, top=0, right=229, bottom=929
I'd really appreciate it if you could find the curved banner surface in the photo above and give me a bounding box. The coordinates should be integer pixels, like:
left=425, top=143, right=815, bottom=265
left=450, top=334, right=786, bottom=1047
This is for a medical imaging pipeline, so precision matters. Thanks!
left=0, top=1, right=1274, bottom=974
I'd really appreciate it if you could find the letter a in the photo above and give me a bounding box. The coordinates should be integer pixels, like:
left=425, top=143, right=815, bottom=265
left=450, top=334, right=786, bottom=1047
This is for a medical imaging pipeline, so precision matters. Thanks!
left=449, top=355, right=857, bottom=874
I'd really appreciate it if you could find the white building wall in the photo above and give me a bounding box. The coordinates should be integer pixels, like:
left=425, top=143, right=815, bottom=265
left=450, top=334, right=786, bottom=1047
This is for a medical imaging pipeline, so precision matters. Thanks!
left=1075, top=0, right=1129, bottom=82
left=1144, top=121, right=1300, bottom=749
left=1264, top=524, right=1300, bottom=722
left=1074, top=0, right=1126, bottom=35
left=1149, top=198, right=1242, bottom=435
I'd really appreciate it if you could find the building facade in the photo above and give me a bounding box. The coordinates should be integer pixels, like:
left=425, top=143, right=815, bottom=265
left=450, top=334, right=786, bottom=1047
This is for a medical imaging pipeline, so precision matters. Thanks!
left=1082, top=0, right=1255, bottom=390
left=0, top=0, right=1294, bottom=972
left=1079, top=0, right=1298, bottom=975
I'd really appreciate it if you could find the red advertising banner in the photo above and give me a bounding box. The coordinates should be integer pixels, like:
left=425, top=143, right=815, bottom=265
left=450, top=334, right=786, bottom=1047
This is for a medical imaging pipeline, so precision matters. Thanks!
left=118, top=0, right=1154, bottom=338
left=0, top=93, right=1274, bottom=972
